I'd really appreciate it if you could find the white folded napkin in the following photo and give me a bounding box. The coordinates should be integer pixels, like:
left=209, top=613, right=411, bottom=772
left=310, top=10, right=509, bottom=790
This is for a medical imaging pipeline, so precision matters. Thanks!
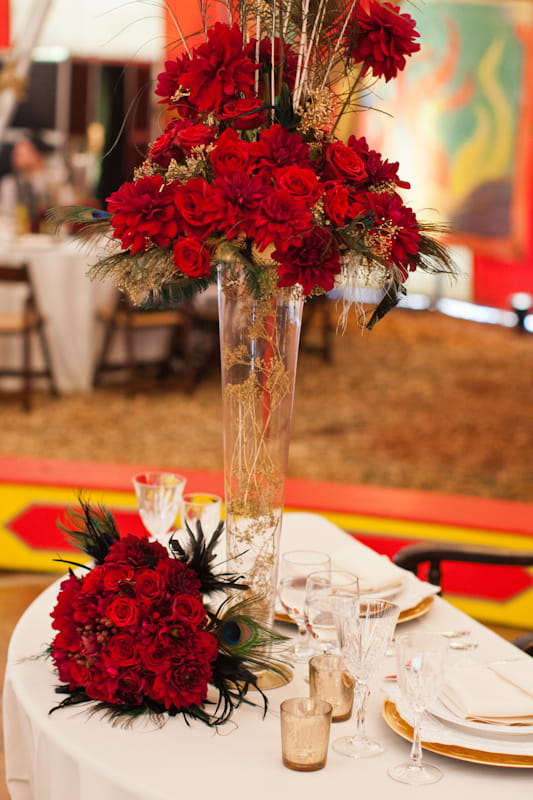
left=439, top=661, right=533, bottom=725
left=331, top=544, right=404, bottom=594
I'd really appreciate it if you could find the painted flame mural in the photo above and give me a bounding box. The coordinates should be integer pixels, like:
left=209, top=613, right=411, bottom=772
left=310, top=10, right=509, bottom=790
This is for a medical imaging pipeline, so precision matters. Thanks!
left=361, top=0, right=529, bottom=242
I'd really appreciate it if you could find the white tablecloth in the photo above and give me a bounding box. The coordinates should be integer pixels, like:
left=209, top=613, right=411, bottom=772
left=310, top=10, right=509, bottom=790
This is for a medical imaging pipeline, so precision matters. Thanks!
left=0, top=234, right=115, bottom=392
left=4, top=512, right=533, bottom=800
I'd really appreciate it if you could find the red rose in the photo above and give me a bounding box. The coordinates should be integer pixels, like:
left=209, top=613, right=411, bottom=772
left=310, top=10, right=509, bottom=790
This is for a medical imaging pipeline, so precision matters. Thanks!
left=105, top=596, right=140, bottom=628
left=134, top=568, right=164, bottom=602
left=115, top=670, right=146, bottom=705
left=177, top=123, right=217, bottom=153
left=174, top=177, right=219, bottom=238
left=324, top=182, right=349, bottom=226
left=69, top=658, right=92, bottom=686
left=171, top=593, right=206, bottom=626
left=323, top=141, right=367, bottom=183
left=105, top=633, right=141, bottom=667
left=210, top=128, right=252, bottom=176
left=144, top=639, right=172, bottom=673
left=173, top=236, right=212, bottom=278
left=219, top=97, right=267, bottom=130
left=102, top=564, right=134, bottom=592
left=276, top=166, right=323, bottom=206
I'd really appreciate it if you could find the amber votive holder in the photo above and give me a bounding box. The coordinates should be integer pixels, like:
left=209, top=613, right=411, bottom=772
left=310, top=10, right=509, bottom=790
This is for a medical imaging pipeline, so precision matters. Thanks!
left=309, top=653, right=355, bottom=723
left=280, top=697, right=332, bottom=771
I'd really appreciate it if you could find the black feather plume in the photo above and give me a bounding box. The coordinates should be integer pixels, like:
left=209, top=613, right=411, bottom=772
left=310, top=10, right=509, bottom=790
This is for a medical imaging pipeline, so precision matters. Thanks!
left=57, top=495, right=121, bottom=564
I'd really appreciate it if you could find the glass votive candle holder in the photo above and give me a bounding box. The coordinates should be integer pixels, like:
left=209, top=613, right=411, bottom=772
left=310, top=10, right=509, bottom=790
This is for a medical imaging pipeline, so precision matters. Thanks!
left=280, top=697, right=332, bottom=771
left=182, top=492, right=222, bottom=534
left=309, top=653, right=355, bottom=723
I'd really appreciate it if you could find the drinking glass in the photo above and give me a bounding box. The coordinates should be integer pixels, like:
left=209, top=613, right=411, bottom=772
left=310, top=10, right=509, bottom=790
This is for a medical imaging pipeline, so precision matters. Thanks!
left=304, top=570, right=360, bottom=653
left=182, top=492, right=222, bottom=535
left=388, top=633, right=449, bottom=785
left=132, top=471, right=186, bottom=546
left=333, top=598, right=400, bottom=758
left=279, top=551, right=331, bottom=662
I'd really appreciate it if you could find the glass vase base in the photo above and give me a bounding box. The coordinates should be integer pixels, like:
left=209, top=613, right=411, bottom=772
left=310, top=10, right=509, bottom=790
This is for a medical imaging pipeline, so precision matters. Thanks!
left=247, top=664, right=294, bottom=690
left=333, top=735, right=384, bottom=759
left=388, top=762, right=443, bottom=785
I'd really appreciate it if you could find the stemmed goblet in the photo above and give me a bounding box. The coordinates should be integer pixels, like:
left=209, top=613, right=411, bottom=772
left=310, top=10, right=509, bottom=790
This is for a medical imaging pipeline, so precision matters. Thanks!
left=304, top=570, right=360, bottom=653
left=279, top=551, right=331, bottom=662
left=333, top=597, right=400, bottom=758
left=182, top=492, right=222, bottom=535
left=388, top=632, right=449, bottom=785
left=132, top=471, right=186, bottom=547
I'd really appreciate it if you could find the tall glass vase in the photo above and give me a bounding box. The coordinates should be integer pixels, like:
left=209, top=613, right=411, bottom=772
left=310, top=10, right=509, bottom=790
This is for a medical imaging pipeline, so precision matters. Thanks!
left=217, top=261, right=304, bottom=628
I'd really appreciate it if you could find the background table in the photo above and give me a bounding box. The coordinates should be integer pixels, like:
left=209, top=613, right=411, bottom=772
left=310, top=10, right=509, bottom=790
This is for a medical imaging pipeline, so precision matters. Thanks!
left=0, top=234, right=114, bottom=393
left=4, top=513, right=533, bottom=800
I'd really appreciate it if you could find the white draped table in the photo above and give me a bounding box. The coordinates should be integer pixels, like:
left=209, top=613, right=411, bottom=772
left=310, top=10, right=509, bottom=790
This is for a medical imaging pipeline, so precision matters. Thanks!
left=0, top=234, right=115, bottom=393
left=4, top=513, right=533, bottom=800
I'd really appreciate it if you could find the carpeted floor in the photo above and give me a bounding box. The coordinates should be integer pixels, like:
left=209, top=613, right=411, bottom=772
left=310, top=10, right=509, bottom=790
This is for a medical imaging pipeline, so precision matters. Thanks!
left=0, top=306, right=532, bottom=503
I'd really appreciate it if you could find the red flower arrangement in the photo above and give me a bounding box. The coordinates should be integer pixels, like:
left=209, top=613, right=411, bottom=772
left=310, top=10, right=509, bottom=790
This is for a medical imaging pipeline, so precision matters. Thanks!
left=49, top=501, right=287, bottom=726
left=55, top=0, right=453, bottom=326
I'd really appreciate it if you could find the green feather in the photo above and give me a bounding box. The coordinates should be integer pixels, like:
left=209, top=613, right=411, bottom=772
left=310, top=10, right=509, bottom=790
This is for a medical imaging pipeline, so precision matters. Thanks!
left=45, top=205, right=112, bottom=242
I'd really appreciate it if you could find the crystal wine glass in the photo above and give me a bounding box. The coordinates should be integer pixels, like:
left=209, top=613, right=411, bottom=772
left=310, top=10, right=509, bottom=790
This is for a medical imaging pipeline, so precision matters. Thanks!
left=333, top=597, right=400, bottom=758
left=182, top=492, right=222, bottom=535
left=388, top=632, right=449, bottom=785
left=132, top=471, right=186, bottom=546
left=304, top=570, right=360, bottom=653
left=279, top=551, right=331, bottom=662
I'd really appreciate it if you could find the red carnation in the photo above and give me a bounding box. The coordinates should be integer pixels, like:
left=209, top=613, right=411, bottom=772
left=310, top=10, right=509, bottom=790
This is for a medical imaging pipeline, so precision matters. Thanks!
left=273, top=226, right=341, bottom=294
left=343, top=0, right=420, bottom=82
left=106, top=175, right=179, bottom=255
left=179, top=22, right=258, bottom=114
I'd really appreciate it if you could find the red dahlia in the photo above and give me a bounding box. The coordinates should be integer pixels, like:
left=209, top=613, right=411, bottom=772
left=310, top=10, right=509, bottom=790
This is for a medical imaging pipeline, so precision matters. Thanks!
left=179, top=22, right=258, bottom=114
left=106, top=175, right=178, bottom=255
left=274, top=227, right=341, bottom=294
left=344, top=0, right=420, bottom=82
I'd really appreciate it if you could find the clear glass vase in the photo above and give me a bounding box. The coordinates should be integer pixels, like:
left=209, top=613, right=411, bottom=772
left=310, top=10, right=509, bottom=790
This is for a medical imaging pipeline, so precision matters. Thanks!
left=217, top=260, right=304, bottom=628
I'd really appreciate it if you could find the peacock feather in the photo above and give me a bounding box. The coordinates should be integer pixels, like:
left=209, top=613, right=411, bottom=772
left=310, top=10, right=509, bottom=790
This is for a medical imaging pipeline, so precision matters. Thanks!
left=56, top=495, right=121, bottom=568
left=45, top=205, right=112, bottom=243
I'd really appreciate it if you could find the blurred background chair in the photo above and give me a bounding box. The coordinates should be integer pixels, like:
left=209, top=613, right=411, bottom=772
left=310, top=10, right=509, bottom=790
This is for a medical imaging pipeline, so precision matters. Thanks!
left=93, top=292, right=196, bottom=394
left=394, top=541, right=533, bottom=655
left=0, top=262, right=58, bottom=411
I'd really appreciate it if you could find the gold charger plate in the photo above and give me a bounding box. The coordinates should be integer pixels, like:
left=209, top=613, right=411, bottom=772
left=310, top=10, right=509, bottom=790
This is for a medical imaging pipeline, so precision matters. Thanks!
left=383, top=699, right=533, bottom=768
left=398, top=594, right=434, bottom=623
left=275, top=595, right=434, bottom=627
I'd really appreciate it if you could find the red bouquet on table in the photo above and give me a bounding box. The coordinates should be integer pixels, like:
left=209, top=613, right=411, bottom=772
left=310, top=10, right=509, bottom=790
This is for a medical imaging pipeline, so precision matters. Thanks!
left=49, top=501, right=287, bottom=726
left=53, top=0, right=454, bottom=325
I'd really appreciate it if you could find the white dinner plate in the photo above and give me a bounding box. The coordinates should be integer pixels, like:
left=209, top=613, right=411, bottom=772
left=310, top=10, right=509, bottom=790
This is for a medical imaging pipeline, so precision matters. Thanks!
left=428, top=696, right=533, bottom=739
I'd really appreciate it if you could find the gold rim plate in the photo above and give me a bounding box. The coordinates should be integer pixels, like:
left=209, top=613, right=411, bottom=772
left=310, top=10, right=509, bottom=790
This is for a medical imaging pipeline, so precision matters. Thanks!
left=275, top=595, right=434, bottom=627
left=383, top=699, right=533, bottom=768
left=398, top=594, right=434, bottom=623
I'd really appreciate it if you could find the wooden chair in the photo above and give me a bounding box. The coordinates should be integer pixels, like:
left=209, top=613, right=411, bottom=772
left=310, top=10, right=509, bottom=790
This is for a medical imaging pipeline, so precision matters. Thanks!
left=0, top=262, right=58, bottom=411
left=93, top=292, right=196, bottom=394
left=301, top=294, right=335, bottom=363
left=394, top=541, right=533, bottom=654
